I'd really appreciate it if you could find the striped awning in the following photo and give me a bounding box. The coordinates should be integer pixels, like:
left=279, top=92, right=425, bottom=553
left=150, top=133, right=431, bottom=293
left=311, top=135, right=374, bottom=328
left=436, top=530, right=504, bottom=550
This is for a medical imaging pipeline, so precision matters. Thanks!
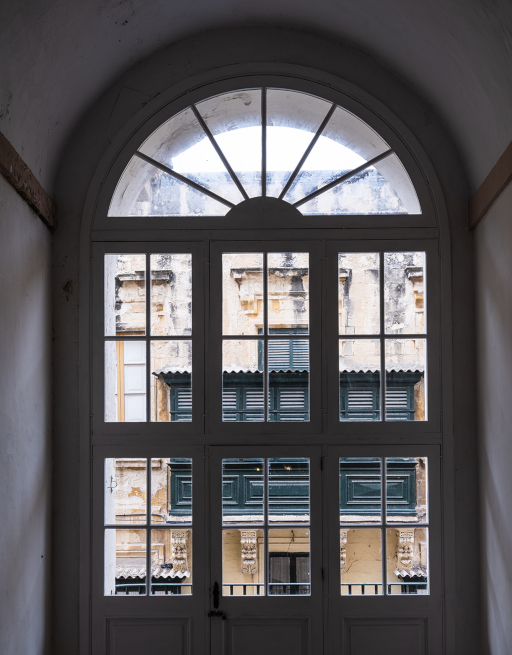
left=116, top=565, right=190, bottom=579
left=393, top=565, right=427, bottom=578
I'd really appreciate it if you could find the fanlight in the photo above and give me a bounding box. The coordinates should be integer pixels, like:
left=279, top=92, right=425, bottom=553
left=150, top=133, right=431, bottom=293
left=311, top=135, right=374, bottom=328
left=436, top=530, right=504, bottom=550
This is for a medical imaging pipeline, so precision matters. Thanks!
left=109, top=88, right=421, bottom=217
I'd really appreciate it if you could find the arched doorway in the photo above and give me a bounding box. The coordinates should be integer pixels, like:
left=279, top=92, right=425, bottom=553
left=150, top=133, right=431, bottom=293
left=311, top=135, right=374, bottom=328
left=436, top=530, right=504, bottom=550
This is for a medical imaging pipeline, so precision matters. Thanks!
left=88, top=79, right=444, bottom=654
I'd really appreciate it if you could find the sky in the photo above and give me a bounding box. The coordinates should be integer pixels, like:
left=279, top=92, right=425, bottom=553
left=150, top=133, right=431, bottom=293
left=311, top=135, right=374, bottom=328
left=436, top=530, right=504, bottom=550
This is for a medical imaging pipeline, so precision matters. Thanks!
left=172, top=126, right=367, bottom=173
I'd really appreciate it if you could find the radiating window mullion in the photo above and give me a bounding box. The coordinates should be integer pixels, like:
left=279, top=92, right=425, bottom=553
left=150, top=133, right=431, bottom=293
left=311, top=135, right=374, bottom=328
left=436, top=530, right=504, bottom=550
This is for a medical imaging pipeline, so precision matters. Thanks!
left=190, top=104, right=249, bottom=202
left=278, top=103, right=337, bottom=201
left=293, top=149, right=393, bottom=208
left=134, top=151, right=235, bottom=209
left=262, top=87, right=267, bottom=198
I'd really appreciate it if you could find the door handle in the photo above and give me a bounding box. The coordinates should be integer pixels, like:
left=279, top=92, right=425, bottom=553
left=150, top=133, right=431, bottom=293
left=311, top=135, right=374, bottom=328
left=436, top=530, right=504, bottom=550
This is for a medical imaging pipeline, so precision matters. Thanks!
left=209, top=582, right=226, bottom=619
left=208, top=610, right=227, bottom=620
left=212, top=581, right=220, bottom=608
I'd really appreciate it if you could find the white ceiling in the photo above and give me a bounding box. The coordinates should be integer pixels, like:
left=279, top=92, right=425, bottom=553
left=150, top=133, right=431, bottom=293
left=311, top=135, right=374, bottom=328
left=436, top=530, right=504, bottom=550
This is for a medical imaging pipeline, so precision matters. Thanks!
left=1, top=0, right=511, bottom=194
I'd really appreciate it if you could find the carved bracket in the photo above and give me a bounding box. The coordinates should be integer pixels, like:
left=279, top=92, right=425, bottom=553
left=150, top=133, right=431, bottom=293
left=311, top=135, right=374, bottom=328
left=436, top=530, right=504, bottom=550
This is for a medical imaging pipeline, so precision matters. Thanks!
left=171, top=530, right=189, bottom=573
left=397, top=528, right=415, bottom=568
left=240, top=529, right=258, bottom=574
left=340, top=530, right=348, bottom=572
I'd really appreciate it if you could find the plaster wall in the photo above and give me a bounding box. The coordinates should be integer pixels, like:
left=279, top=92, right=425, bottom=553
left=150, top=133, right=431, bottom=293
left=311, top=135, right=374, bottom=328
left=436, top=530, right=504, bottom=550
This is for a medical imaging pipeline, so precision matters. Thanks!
left=52, top=27, right=477, bottom=653
left=475, top=181, right=512, bottom=655
left=0, top=175, right=52, bottom=655
left=1, top=1, right=512, bottom=193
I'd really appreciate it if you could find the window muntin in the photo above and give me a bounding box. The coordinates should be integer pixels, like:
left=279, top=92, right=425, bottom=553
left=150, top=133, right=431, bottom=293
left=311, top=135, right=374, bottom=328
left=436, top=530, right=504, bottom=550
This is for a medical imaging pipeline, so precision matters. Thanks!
left=221, top=458, right=311, bottom=597
left=339, top=457, right=429, bottom=596
left=339, top=251, right=427, bottom=422
left=222, top=252, right=310, bottom=422
left=108, top=88, right=421, bottom=218
left=104, top=252, right=193, bottom=423
left=104, top=457, right=193, bottom=596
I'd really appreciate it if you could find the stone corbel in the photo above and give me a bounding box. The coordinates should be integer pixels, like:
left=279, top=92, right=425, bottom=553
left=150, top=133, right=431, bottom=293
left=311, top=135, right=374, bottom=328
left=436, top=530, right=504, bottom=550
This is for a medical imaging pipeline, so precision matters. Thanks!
left=397, top=529, right=415, bottom=568
left=240, top=530, right=258, bottom=574
left=340, top=530, right=348, bottom=572
left=171, top=530, right=189, bottom=573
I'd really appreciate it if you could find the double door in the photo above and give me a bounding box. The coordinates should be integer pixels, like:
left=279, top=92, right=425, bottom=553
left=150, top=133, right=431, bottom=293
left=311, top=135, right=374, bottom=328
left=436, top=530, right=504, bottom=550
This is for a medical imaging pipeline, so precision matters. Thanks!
left=92, top=445, right=441, bottom=654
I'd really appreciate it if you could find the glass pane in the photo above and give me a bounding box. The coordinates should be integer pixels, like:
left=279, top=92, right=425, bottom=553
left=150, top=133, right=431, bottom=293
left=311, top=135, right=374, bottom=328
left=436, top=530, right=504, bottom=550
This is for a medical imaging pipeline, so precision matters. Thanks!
left=105, top=340, right=146, bottom=422
left=222, top=458, right=264, bottom=524
left=269, top=340, right=309, bottom=422
left=339, top=253, right=380, bottom=335
left=138, top=107, right=244, bottom=206
left=150, top=529, right=192, bottom=595
left=386, top=458, right=428, bottom=524
left=151, top=340, right=192, bottom=422
left=387, top=527, right=429, bottom=595
left=105, top=254, right=146, bottom=336
left=222, top=528, right=265, bottom=596
left=268, top=458, right=309, bottom=524
left=223, top=253, right=263, bottom=335
left=375, top=154, right=421, bottom=214
left=267, top=252, right=309, bottom=333
left=196, top=89, right=262, bottom=198
left=105, top=529, right=146, bottom=596
left=384, top=251, right=426, bottom=334
left=104, top=458, right=147, bottom=525
left=340, top=528, right=382, bottom=595
left=268, top=528, right=310, bottom=595
left=108, top=155, right=229, bottom=217
left=298, top=155, right=417, bottom=215
left=150, top=253, right=192, bottom=336
left=284, top=105, right=389, bottom=205
left=223, top=340, right=264, bottom=422
left=339, top=340, right=381, bottom=421
left=151, top=458, right=192, bottom=525
left=385, top=339, right=426, bottom=421
left=340, top=458, right=382, bottom=524
left=266, top=89, right=331, bottom=198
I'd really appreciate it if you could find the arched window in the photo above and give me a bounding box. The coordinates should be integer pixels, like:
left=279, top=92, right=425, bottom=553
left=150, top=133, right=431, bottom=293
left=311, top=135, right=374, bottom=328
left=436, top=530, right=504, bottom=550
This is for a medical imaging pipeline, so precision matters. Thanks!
left=90, top=81, right=442, bottom=654
left=108, top=88, right=420, bottom=218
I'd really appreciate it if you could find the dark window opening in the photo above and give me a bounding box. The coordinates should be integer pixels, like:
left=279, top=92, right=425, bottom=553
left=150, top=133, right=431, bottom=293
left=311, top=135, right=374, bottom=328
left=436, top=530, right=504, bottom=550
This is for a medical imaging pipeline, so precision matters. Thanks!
left=269, top=552, right=310, bottom=595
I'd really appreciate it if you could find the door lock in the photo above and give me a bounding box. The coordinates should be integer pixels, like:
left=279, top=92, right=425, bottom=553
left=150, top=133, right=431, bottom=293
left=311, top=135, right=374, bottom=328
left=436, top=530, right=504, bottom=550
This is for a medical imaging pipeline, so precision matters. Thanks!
left=208, top=610, right=227, bottom=620
left=212, top=581, right=220, bottom=608
left=209, top=582, right=226, bottom=619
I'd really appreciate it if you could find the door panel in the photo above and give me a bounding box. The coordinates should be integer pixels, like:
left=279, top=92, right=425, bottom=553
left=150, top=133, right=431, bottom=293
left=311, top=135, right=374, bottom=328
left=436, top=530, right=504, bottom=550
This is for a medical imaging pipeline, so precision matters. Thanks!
left=107, top=618, right=191, bottom=655
left=92, top=447, right=207, bottom=655
left=209, top=446, right=323, bottom=655
left=327, top=446, right=443, bottom=654
left=343, top=618, right=427, bottom=655
left=224, top=618, right=309, bottom=655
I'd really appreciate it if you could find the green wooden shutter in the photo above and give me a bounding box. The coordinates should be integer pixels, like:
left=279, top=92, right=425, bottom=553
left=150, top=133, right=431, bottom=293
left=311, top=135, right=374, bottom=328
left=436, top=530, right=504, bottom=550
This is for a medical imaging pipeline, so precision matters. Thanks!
left=222, top=386, right=264, bottom=421
left=170, top=388, right=192, bottom=421
left=385, top=387, right=415, bottom=420
left=269, top=387, right=309, bottom=421
left=340, top=386, right=380, bottom=421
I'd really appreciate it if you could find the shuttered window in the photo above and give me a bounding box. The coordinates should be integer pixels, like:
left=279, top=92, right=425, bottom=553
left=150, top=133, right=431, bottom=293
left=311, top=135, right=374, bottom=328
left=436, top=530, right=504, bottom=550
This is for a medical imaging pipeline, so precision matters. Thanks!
left=385, top=387, right=415, bottom=421
left=221, top=381, right=309, bottom=422
left=340, top=388, right=380, bottom=421
left=268, top=339, right=309, bottom=371
left=269, top=387, right=309, bottom=422
left=340, top=377, right=416, bottom=421
left=170, top=388, right=192, bottom=422
left=222, top=388, right=265, bottom=422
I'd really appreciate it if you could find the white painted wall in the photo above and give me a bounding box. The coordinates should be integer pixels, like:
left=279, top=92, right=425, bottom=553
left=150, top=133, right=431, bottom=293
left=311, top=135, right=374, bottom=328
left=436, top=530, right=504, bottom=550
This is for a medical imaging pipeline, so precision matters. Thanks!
left=0, top=175, right=52, bottom=655
left=475, top=182, right=512, bottom=655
